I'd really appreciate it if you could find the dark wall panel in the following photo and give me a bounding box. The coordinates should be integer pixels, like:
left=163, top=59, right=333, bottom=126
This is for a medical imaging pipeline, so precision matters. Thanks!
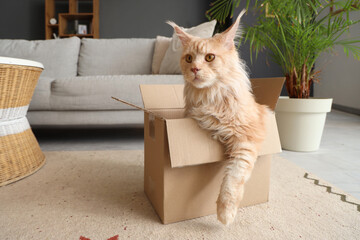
left=0, top=0, right=45, bottom=40
left=0, top=0, right=209, bottom=39
left=100, top=0, right=209, bottom=38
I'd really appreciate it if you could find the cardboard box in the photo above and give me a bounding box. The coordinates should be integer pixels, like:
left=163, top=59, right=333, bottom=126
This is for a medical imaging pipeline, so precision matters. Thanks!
left=113, top=77, right=284, bottom=224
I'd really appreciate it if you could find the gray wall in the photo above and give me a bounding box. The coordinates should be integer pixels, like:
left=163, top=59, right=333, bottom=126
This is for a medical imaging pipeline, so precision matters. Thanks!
left=0, top=0, right=210, bottom=40
left=100, top=0, right=208, bottom=38
left=234, top=7, right=284, bottom=79
left=0, top=0, right=45, bottom=40
left=315, top=11, right=360, bottom=111
left=0, top=0, right=283, bottom=83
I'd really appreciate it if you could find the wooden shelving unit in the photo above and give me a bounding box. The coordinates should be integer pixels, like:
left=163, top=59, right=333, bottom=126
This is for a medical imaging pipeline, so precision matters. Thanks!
left=45, top=0, right=99, bottom=39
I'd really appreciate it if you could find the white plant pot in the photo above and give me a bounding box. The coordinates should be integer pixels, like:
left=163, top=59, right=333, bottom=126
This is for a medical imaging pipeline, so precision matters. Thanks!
left=275, top=97, right=333, bottom=152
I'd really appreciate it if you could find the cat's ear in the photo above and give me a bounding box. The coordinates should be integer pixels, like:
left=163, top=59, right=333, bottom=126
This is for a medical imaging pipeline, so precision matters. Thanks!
left=167, top=21, right=192, bottom=46
left=217, top=9, right=246, bottom=49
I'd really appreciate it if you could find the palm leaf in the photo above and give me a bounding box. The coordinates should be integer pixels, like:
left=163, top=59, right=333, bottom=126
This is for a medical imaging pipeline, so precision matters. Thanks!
left=207, top=0, right=360, bottom=98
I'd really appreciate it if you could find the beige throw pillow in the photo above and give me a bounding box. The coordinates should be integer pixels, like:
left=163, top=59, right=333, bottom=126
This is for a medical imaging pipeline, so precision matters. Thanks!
left=152, top=36, right=171, bottom=74
left=159, top=20, right=217, bottom=74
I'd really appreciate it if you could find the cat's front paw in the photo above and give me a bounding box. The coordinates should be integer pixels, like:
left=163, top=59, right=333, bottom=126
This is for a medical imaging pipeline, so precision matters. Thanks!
left=216, top=197, right=238, bottom=225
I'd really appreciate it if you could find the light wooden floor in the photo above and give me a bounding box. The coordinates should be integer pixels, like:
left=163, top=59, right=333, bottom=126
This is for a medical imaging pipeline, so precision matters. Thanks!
left=33, top=110, right=360, bottom=199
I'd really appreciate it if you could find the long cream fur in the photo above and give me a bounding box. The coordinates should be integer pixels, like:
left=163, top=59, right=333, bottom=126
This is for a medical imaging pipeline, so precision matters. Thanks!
left=169, top=10, right=270, bottom=225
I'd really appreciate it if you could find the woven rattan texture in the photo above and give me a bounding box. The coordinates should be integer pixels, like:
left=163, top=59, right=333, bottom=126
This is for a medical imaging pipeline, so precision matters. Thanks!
left=0, top=64, right=42, bottom=109
left=0, top=129, right=45, bottom=186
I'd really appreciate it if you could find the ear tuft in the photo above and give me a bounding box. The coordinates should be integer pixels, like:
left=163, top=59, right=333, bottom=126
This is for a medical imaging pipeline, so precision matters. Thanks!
left=166, top=21, right=177, bottom=29
left=220, top=9, right=246, bottom=49
left=166, top=20, right=192, bottom=46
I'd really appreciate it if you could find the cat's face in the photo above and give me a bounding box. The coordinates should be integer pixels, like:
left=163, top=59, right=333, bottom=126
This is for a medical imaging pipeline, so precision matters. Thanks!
left=169, top=11, right=245, bottom=89
left=180, top=38, right=233, bottom=89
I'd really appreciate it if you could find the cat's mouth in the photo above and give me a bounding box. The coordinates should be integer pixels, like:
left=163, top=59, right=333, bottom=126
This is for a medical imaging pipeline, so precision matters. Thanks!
left=191, top=76, right=210, bottom=88
left=186, top=73, right=210, bottom=88
left=192, top=74, right=203, bottom=82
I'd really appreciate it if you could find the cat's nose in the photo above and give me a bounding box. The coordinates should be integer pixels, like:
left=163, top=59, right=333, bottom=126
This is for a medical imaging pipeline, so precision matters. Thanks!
left=191, top=67, right=200, bottom=74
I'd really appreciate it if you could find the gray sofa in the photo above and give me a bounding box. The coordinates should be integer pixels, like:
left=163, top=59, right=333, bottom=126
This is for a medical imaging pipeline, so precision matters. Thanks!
left=0, top=37, right=184, bottom=127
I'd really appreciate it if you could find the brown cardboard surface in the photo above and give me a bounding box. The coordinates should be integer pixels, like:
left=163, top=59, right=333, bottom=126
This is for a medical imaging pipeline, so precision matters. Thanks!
left=163, top=155, right=271, bottom=224
left=143, top=113, right=166, bottom=221
left=166, top=118, right=224, bottom=168
left=113, top=77, right=284, bottom=224
left=260, top=113, right=282, bottom=155
left=140, top=85, right=184, bottom=109
left=151, top=109, right=185, bottom=119
left=111, top=96, right=164, bottom=120
left=166, top=114, right=281, bottom=168
left=139, top=77, right=285, bottom=111
left=251, top=77, right=285, bottom=110
left=163, top=157, right=227, bottom=223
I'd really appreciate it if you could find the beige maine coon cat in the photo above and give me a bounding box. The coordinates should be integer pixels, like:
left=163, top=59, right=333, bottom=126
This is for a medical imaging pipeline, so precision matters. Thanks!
left=168, top=10, right=270, bottom=225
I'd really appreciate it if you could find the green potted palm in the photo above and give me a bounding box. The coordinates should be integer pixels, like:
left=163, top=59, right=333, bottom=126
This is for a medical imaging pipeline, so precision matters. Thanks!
left=207, top=0, right=360, bottom=151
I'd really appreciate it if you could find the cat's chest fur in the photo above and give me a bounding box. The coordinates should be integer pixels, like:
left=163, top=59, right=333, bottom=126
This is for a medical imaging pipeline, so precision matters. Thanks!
left=185, top=87, right=242, bottom=133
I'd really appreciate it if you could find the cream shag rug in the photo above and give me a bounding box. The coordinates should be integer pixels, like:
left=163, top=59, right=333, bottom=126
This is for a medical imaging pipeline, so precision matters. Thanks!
left=0, top=151, right=359, bottom=240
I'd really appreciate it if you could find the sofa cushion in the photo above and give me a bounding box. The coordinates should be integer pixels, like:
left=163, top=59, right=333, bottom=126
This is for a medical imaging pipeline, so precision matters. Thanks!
left=49, top=75, right=184, bottom=111
left=0, top=37, right=80, bottom=78
left=78, top=38, right=155, bottom=76
left=29, top=77, right=55, bottom=111
left=28, top=110, right=144, bottom=126
left=152, top=36, right=171, bottom=74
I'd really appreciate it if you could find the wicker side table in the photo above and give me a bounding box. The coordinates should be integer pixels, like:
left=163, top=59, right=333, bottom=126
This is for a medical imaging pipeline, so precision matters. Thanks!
left=0, top=57, right=45, bottom=186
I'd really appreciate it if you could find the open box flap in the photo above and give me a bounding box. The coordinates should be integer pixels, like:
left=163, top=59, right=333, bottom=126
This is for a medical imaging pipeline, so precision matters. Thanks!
left=166, top=114, right=281, bottom=168
left=166, top=118, right=224, bottom=168
left=251, top=77, right=285, bottom=110
left=111, top=96, right=164, bottom=120
left=140, top=85, right=184, bottom=110
left=139, top=77, right=284, bottom=111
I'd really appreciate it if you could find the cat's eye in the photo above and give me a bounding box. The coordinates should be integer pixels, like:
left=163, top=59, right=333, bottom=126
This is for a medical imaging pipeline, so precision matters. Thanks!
left=185, top=54, right=192, bottom=63
left=205, top=54, right=215, bottom=62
